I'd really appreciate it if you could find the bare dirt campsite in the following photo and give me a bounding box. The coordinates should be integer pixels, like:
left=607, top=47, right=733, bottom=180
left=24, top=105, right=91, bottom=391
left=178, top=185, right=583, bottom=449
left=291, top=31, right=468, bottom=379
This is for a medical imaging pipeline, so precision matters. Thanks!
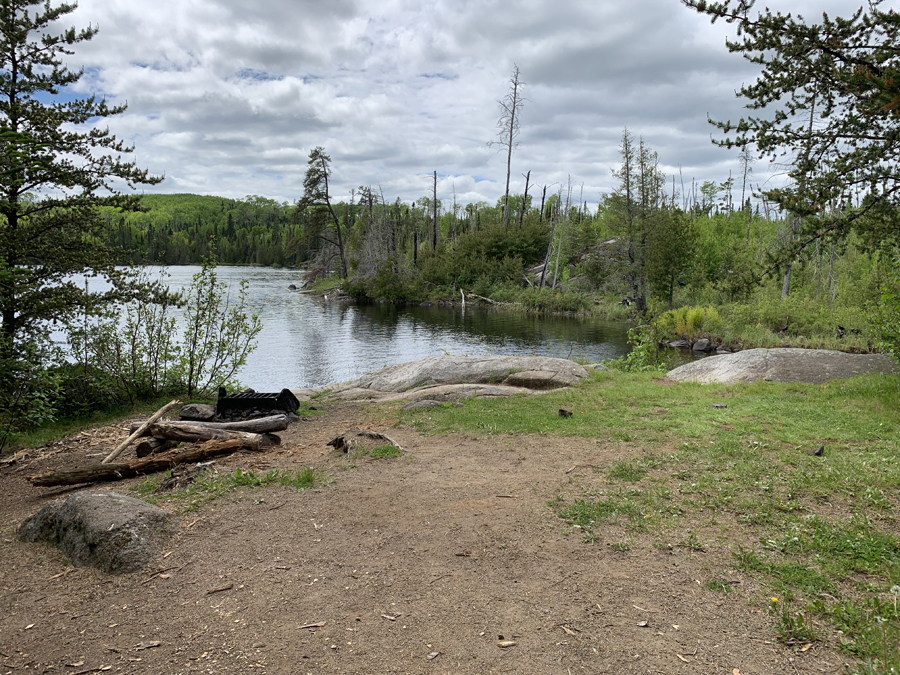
left=0, top=393, right=865, bottom=675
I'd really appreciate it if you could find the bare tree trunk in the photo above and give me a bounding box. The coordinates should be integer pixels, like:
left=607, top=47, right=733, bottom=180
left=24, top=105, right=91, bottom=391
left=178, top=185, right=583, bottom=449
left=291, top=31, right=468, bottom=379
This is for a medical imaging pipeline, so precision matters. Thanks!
left=489, top=65, right=523, bottom=232
left=540, top=204, right=558, bottom=288
left=321, top=157, right=348, bottom=278
left=519, top=170, right=531, bottom=229
left=432, top=170, right=438, bottom=250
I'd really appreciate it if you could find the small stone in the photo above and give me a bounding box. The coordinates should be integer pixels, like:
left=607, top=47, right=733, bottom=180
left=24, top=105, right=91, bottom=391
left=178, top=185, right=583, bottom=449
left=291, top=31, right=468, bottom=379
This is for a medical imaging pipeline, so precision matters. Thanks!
left=559, top=408, right=573, bottom=418
left=692, top=338, right=713, bottom=352
left=807, top=446, right=824, bottom=456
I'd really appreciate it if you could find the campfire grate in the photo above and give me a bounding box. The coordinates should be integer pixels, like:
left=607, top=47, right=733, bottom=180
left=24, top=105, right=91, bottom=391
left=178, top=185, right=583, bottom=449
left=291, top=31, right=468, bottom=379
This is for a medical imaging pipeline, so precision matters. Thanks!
left=216, top=388, right=300, bottom=417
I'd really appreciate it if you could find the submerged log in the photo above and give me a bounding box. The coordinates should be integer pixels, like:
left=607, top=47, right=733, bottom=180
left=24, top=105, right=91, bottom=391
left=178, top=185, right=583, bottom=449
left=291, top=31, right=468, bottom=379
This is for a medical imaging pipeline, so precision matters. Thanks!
left=29, top=439, right=247, bottom=488
left=148, top=423, right=280, bottom=450
left=129, top=414, right=289, bottom=437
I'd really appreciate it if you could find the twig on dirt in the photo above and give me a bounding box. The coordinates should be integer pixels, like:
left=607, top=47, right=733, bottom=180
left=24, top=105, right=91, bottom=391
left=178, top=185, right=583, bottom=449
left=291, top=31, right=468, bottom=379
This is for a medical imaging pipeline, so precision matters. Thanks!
left=140, top=567, right=179, bottom=585
left=299, top=622, right=326, bottom=629
left=206, top=583, right=234, bottom=595
left=268, top=501, right=288, bottom=511
left=429, top=574, right=452, bottom=584
left=72, top=666, right=112, bottom=675
left=495, top=494, right=519, bottom=499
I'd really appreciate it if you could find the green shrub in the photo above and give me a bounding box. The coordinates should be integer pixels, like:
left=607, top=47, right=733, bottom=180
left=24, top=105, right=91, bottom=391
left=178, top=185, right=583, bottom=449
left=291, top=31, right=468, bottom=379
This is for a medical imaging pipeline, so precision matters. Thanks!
left=873, top=254, right=900, bottom=365
left=655, top=306, right=724, bottom=340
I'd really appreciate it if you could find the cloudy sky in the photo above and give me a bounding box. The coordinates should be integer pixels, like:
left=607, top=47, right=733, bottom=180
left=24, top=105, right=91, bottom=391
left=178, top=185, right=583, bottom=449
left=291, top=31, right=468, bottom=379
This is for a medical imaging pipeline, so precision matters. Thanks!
left=57, top=0, right=880, bottom=210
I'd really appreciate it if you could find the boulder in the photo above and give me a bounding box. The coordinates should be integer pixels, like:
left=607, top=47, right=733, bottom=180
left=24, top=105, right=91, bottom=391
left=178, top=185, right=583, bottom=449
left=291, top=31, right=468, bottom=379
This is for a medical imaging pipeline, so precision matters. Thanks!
left=667, top=348, right=899, bottom=385
left=179, top=403, right=217, bottom=421
left=348, top=355, right=589, bottom=393
left=18, top=491, right=171, bottom=574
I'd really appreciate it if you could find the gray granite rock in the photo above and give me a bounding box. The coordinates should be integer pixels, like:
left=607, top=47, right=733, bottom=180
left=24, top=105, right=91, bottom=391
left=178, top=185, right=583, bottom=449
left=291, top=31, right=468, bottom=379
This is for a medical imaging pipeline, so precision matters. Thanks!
left=18, top=492, right=171, bottom=574
left=668, top=348, right=898, bottom=385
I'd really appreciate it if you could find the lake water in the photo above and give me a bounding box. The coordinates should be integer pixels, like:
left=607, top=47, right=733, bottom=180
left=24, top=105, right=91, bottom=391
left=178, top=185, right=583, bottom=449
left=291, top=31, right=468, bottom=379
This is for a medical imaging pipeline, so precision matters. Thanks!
left=109, top=266, right=632, bottom=390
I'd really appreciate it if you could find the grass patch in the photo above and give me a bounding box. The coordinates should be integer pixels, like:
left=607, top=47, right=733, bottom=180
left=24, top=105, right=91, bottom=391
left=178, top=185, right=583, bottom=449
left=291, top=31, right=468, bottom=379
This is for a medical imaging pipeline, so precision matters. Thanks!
left=365, top=444, right=403, bottom=459
left=399, top=368, right=900, bottom=670
left=132, top=466, right=327, bottom=511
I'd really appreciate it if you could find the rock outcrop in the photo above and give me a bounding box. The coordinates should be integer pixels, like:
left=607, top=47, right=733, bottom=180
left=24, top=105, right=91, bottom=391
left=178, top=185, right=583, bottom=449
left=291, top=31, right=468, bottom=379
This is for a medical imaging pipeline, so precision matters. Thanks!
left=18, top=491, right=171, bottom=574
left=667, top=348, right=898, bottom=385
left=294, top=355, right=592, bottom=403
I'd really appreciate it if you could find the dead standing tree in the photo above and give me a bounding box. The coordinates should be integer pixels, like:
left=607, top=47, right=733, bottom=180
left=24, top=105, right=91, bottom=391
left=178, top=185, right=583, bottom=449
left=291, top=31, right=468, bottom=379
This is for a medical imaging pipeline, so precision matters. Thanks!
left=488, top=65, right=525, bottom=231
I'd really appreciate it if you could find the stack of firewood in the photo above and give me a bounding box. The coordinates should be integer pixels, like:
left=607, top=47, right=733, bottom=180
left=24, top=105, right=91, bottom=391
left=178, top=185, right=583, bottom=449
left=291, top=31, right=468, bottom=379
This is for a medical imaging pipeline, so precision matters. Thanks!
left=28, top=401, right=288, bottom=488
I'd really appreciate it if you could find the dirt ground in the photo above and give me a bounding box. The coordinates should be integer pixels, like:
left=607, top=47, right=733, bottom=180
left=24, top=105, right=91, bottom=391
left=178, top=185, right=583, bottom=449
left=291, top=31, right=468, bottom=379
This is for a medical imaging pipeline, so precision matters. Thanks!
left=0, top=405, right=850, bottom=675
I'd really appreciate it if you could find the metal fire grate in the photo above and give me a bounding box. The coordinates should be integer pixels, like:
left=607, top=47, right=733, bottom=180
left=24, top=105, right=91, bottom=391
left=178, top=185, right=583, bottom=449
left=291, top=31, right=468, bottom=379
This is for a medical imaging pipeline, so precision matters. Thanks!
left=216, top=388, right=300, bottom=417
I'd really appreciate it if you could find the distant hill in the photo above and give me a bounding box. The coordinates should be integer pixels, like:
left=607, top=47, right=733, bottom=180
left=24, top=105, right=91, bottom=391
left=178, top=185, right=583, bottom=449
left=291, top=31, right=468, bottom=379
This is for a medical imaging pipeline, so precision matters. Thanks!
left=101, top=193, right=309, bottom=266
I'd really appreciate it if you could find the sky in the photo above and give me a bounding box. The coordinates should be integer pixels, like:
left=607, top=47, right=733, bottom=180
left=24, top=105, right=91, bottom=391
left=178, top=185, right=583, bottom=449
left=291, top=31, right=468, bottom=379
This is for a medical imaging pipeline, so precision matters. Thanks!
left=53, top=0, right=886, bottom=211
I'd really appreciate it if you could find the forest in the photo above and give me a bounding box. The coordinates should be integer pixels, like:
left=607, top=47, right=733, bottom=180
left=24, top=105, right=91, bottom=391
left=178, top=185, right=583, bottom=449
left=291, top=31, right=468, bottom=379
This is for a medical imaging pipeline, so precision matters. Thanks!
left=100, top=127, right=897, bottom=358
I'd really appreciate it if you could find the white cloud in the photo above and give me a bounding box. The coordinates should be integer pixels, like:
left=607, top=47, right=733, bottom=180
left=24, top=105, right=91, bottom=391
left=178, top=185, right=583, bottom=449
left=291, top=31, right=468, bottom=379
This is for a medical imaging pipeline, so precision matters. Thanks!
left=42, top=0, right=884, bottom=209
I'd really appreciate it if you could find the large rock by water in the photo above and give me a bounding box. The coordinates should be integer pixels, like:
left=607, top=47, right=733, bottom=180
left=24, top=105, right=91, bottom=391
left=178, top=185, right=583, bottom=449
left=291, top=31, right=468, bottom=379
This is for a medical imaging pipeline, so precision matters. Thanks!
left=293, top=355, right=591, bottom=402
left=667, top=348, right=898, bottom=385
left=18, top=491, right=171, bottom=574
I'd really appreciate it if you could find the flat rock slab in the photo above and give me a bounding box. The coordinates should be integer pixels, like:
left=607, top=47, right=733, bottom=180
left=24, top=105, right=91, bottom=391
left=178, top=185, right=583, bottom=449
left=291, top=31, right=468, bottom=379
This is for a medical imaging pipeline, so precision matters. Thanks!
left=667, top=348, right=899, bottom=385
left=293, top=356, right=591, bottom=403
left=18, top=491, right=171, bottom=574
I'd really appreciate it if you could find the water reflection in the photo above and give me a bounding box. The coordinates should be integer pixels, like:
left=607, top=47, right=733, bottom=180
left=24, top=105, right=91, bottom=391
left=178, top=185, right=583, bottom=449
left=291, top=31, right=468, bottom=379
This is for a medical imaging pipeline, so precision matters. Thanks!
left=78, top=266, right=631, bottom=390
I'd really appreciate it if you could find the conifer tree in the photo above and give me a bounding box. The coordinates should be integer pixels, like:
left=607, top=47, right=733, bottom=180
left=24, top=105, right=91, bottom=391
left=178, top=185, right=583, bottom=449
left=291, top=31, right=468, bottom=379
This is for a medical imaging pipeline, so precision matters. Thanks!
left=684, top=0, right=900, bottom=253
left=0, top=0, right=163, bottom=351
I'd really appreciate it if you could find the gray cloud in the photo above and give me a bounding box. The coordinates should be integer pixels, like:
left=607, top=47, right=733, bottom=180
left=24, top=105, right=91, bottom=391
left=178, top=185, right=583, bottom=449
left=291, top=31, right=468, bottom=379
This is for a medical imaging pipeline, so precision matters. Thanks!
left=51, top=0, right=880, bottom=210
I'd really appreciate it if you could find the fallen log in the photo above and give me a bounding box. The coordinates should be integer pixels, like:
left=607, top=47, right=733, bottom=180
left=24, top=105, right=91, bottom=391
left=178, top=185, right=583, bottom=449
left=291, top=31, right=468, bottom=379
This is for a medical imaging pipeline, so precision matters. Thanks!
left=102, top=399, right=181, bottom=464
left=135, top=437, right=178, bottom=458
left=148, top=423, right=280, bottom=450
left=129, top=414, right=289, bottom=437
left=29, top=439, right=246, bottom=488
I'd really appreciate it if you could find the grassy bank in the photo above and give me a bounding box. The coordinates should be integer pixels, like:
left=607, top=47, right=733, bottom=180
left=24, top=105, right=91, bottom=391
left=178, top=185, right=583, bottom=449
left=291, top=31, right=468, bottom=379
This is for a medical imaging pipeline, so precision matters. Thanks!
left=397, top=369, right=900, bottom=673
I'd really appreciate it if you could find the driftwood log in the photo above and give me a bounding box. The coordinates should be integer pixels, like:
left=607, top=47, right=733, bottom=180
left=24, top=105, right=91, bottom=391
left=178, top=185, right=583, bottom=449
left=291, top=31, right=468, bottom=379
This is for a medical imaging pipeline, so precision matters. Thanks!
left=148, top=423, right=280, bottom=451
left=29, top=439, right=247, bottom=488
left=129, top=414, right=289, bottom=437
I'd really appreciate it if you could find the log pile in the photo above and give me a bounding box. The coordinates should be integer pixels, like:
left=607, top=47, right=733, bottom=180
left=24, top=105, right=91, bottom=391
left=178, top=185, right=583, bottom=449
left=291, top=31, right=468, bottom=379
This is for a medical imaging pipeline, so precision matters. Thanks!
left=28, top=402, right=288, bottom=488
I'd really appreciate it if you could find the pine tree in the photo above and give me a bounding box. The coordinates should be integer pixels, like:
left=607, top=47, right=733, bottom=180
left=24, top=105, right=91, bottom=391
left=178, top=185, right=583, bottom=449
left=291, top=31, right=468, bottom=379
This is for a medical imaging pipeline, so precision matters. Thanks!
left=684, top=0, right=900, bottom=253
left=0, top=0, right=162, bottom=351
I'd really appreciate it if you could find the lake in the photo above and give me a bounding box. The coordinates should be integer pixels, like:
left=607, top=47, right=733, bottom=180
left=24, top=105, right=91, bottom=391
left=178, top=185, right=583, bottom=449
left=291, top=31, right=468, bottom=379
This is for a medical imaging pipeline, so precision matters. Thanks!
left=112, top=266, right=632, bottom=390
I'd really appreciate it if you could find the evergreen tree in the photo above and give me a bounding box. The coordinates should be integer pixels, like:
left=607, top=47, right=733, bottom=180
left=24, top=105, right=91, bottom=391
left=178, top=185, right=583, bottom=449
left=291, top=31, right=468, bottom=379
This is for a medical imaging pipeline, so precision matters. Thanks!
left=684, top=0, right=900, bottom=253
left=0, top=0, right=162, bottom=350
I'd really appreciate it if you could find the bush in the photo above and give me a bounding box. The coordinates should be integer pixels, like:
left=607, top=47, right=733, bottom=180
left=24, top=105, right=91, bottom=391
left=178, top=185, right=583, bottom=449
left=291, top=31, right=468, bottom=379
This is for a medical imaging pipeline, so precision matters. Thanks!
left=873, top=254, right=900, bottom=365
left=0, top=334, right=60, bottom=451
left=68, top=260, right=262, bottom=402
left=655, top=306, right=724, bottom=340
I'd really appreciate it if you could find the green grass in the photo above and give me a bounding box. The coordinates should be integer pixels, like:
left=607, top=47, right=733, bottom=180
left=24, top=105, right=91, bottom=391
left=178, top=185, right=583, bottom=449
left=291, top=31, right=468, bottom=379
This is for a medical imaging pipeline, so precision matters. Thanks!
left=131, top=466, right=327, bottom=511
left=398, top=368, right=900, bottom=671
left=365, top=444, right=403, bottom=458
